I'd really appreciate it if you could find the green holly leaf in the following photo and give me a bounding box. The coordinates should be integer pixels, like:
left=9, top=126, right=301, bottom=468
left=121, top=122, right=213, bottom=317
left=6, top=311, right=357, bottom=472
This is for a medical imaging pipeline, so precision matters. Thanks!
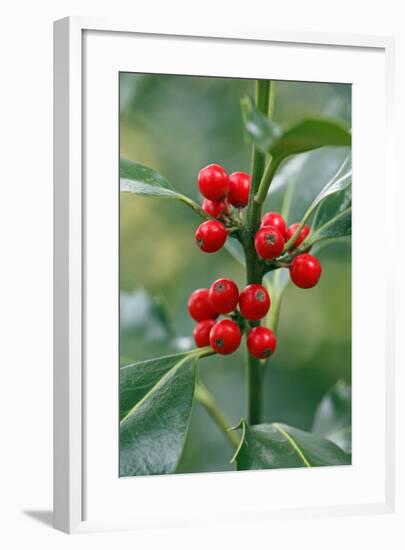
left=120, top=356, right=134, bottom=368
left=120, top=352, right=198, bottom=476
left=312, top=381, right=352, bottom=453
left=271, top=119, right=351, bottom=160
left=285, top=156, right=351, bottom=249
left=312, top=185, right=351, bottom=230
left=232, top=420, right=350, bottom=470
left=241, top=97, right=351, bottom=160
left=265, top=148, right=349, bottom=225
left=241, top=96, right=282, bottom=152
left=120, top=158, right=206, bottom=219
left=308, top=207, right=352, bottom=250
left=120, top=158, right=182, bottom=198
left=120, top=351, right=194, bottom=420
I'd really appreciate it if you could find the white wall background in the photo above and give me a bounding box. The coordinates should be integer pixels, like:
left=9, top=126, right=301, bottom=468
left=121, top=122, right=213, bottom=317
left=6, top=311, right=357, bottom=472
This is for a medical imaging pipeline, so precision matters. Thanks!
left=0, top=0, right=403, bottom=548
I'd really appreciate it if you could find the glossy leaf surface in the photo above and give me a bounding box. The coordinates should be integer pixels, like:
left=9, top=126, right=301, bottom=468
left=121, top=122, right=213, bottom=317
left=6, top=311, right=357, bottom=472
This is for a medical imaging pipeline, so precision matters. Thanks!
left=307, top=161, right=351, bottom=218
left=233, top=421, right=350, bottom=470
left=271, top=119, right=351, bottom=160
left=120, top=351, right=193, bottom=420
left=241, top=96, right=282, bottom=152
left=242, top=98, right=351, bottom=161
left=285, top=156, right=352, bottom=249
left=120, top=353, right=197, bottom=476
left=309, top=207, right=352, bottom=248
left=312, top=381, right=352, bottom=453
left=120, top=157, right=174, bottom=190
left=120, top=158, right=183, bottom=199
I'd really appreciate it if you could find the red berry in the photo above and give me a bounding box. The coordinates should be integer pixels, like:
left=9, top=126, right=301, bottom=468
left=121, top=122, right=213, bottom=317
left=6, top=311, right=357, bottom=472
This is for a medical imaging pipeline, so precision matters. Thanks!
left=290, top=254, right=322, bottom=289
left=198, top=164, right=230, bottom=201
left=239, top=284, right=271, bottom=320
left=195, top=220, right=227, bottom=253
left=193, top=319, right=216, bottom=347
left=209, top=278, right=239, bottom=314
left=202, top=198, right=228, bottom=218
left=261, top=212, right=287, bottom=236
left=285, top=223, right=310, bottom=247
left=188, top=288, right=218, bottom=322
left=209, top=320, right=241, bottom=355
left=254, top=226, right=284, bottom=260
left=228, top=172, right=250, bottom=207
left=247, top=326, right=277, bottom=359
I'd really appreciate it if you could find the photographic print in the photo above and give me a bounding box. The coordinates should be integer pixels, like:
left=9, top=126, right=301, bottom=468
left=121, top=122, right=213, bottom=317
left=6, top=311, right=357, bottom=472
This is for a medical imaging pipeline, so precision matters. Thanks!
left=119, top=75, right=352, bottom=477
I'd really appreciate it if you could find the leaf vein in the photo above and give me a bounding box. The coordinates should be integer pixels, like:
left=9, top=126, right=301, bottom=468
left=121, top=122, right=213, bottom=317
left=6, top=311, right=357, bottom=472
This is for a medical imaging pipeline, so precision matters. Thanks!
left=120, top=355, right=194, bottom=426
left=273, top=423, right=312, bottom=467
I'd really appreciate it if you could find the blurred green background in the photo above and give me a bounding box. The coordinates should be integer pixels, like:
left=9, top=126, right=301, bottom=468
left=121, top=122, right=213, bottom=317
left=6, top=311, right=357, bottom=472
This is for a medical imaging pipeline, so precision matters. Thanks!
left=120, top=73, right=351, bottom=473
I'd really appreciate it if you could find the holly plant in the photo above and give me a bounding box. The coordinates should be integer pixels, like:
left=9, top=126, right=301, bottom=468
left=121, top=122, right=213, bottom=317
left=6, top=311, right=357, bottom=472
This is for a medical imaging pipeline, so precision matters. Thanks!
left=119, top=80, right=352, bottom=476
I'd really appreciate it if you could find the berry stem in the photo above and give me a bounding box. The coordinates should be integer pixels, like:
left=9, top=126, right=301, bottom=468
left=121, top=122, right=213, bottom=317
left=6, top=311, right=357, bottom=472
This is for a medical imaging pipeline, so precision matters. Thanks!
left=193, top=346, right=216, bottom=359
left=254, top=156, right=282, bottom=207
left=194, top=381, right=239, bottom=449
left=283, top=216, right=310, bottom=252
left=181, top=195, right=212, bottom=220
left=264, top=276, right=283, bottom=332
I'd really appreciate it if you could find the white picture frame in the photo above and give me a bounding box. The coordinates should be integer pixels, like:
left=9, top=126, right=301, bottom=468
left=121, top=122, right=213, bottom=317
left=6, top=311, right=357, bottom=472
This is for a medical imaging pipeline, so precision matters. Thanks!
left=54, top=16, right=398, bottom=535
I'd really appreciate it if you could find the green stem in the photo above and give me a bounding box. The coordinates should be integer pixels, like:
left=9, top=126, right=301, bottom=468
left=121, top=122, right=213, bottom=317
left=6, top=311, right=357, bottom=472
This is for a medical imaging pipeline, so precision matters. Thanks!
left=246, top=350, right=264, bottom=425
left=246, top=80, right=271, bottom=232
left=194, top=382, right=239, bottom=449
left=181, top=196, right=211, bottom=220
left=268, top=81, right=276, bottom=118
left=260, top=171, right=297, bottom=361
left=192, top=346, right=216, bottom=359
left=283, top=211, right=311, bottom=252
left=250, top=81, right=271, bottom=191
left=254, top=156, right=282, bottom=206
left=264, top=273, right=284, bottom=331
left=260, top=272, right=288, bottom=379
left=243, top=79, right=274, bottom=425
left=280, top=177, right=295, bottom=221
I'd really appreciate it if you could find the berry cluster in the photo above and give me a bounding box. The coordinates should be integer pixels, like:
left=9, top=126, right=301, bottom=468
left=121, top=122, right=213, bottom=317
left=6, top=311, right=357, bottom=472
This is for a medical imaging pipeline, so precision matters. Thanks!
left=189, top=163, right=323, bottom=357
left=255, top=215, right=322, bottom=289
left=195, top=164, right=250, bottom=252
left=188, top=281, right=276, bottom=358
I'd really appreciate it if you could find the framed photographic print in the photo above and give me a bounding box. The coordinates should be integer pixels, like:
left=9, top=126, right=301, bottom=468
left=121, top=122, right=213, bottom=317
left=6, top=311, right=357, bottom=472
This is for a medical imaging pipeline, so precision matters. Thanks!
left=118, top=73, right=353, bottom=478
left=54, top=17, right=398, bottom=535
